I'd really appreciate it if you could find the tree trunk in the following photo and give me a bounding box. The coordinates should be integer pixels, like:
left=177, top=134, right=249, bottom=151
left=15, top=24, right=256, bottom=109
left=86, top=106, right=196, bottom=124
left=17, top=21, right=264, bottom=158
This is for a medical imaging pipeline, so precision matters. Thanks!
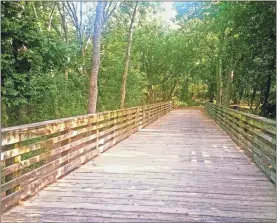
left=48, top=4, right=56, bottom=31
left=233, top=91, right=238, bottom=104
left=65, top=69, right=69, bottom=80
left=208, top=82, right=215, bottom=102
left=147, top=85, right=154, bottom=104
left=250, top=86, right=257, bottom=109
left=167, top=80, right=177, bottom=101
left=88, top=2, right=105, bottom=114
left=120, top=3, right=138, bottom=109
left=184, top=79, right=189, bottom=101
left=239, top=88, right=244, bottom=104
left=181, top=77, right=189, bottom=101
left=223, top=70, right=233, bottom=107
left=255, top=87, right=263, bottom=110
left=32, top=2, right=38, bottom=19
left=216, top=57, right=222, bottom=106
left=58, top=3, right=68, bottom=42
left=261, top=72, right=272, bottom=116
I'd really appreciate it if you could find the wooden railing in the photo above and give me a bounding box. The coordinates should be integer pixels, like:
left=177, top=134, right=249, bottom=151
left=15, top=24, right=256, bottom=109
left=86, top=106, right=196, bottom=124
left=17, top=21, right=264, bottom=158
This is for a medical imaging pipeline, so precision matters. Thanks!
left=205, top=102, right=276, bottom=183
left=1, top=101, right=172, bottom=211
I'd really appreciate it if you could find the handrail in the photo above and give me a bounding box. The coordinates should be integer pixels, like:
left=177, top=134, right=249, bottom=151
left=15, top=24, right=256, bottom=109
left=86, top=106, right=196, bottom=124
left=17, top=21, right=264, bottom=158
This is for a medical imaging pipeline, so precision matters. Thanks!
left=205, top=102, right=276, bottom=183
left=1, top=101, right=173, bottom=211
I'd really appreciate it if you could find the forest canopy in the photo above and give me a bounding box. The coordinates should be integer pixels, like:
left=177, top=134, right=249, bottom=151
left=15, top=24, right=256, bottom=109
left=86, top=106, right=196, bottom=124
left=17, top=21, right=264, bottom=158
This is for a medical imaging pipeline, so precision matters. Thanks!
left=1, top=1, right=276, bottom=127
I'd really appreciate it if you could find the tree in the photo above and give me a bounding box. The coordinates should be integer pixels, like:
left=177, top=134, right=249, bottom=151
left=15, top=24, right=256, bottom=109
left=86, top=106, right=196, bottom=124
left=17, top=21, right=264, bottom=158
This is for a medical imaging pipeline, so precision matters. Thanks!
left=88, top=2, right=105, bottom=114
left=2, top=1, right=275, bottom=127
left=88, top=1, right=118, bottom=114
left=120, top=2, right=139, bottom=108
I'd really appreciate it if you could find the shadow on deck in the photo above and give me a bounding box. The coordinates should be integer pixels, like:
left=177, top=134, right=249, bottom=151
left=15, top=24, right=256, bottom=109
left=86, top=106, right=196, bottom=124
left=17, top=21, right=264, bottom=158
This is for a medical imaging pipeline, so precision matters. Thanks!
left=2, top=109, right=276, bottom=222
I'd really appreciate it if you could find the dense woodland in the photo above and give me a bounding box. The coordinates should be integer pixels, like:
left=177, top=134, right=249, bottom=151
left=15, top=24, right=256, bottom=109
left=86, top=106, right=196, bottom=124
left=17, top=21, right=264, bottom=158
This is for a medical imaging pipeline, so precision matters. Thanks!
left=1, top=1, right=276, bottom=127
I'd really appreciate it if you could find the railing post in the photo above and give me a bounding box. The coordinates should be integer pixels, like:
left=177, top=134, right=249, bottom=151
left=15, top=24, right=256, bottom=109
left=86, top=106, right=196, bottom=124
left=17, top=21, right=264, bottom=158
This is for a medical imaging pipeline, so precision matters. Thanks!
left=141, top=106, right=145, bottom=127
left=158, top=104, right=161, bottom=117
left=155, top=104, right=157, bottom=119
left=5, top=143, right=21, bottom=196
left=144, top=105, right=148, bottom=127
left=159, top=103, right=161, bottom=118
left=62, top=128, right=72, bottom=164
left=96, top=114, right=100, bottom=153
left=113, top=111, right=116, bottom=143
left=115, top=110, right=121, bottom=143
left=136, top=107, right=140, bottom=130
left=148, top=105, right=150, bottom=123
left=153, top=104, right=155, bottom=120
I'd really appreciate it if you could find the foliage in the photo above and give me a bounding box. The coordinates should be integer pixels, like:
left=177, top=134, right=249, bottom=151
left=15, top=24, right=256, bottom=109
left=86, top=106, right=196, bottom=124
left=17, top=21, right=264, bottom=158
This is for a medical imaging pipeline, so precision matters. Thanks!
left=1, top=1, right=276, bottom=127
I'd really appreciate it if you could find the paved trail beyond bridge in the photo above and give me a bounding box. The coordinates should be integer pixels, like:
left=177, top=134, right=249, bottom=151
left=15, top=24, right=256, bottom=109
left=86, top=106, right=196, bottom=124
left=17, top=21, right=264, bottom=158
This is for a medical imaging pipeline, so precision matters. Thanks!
left=2, top=108, right=276, bottom=222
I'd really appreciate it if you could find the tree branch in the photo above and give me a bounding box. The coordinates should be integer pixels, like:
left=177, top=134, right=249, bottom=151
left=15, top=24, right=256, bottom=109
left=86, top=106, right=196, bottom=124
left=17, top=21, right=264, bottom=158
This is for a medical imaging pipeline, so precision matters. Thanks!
left=32, top=2, right=38, bottom=19
left=58, top=2, right=68, bottom=42
left=66, top=2, right=78, bottom=28
left=104, top=2, right=119, bottom=24
left=48, top=3, right=56, bottom=31
left=66, top=1, right=82, bottom=46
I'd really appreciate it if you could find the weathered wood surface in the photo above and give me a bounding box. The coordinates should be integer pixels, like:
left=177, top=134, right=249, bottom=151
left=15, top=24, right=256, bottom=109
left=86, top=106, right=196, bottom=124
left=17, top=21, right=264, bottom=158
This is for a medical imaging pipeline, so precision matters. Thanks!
left=2, top=108, right=275, bottom=222
left=1, top=102, right=172, bottom=211
left=205, top=102, right=276, bottom=183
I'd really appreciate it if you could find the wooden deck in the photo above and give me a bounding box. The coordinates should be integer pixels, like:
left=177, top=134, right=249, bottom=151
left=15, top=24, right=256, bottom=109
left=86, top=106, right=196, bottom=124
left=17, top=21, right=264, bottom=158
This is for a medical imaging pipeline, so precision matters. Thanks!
left=2, top=109, right=276, bottom=222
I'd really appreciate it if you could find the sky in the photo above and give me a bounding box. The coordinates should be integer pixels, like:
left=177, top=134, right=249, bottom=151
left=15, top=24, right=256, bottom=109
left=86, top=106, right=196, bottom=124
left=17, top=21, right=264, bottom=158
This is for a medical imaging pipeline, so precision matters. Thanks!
left=159, top=2, right=179, bottom=29
left=161, top=2, right=177, bottom=23
left=82, top=2, right=179, bottom=29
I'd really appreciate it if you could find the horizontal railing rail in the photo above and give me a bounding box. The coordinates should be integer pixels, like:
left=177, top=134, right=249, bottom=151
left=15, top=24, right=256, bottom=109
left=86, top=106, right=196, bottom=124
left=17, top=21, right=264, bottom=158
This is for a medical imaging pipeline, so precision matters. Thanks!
left=1, top=101, right=172, bottom=211
left=205, top=102, right=276, bottom=183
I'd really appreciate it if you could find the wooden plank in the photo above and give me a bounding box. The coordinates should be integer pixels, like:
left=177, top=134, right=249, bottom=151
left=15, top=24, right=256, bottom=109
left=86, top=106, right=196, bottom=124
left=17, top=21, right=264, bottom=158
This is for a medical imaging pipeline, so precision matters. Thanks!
left=1, top=108, right=275, bottom=223
left=1, top=114, right=143, bottom=180
left=207, top=103, right=276, bottom=135
left=2, top=130, right=98, bottom=177
left=205, top=103, right=276, bottom=183
left=4, top=143, right=21, bottom=196
left=1, top=123, right=99, bottom=161
left=1, top=102, right=170, bottom=146
left=1, top=148, right=99, bottom=211
left=1, top=140, right=98, bottom=194
left=210, top=105, right=276, bottom=147
left=208, top=106, right=253, bottom=156
left=1, top=102, right=172, bottom=211
left=2, top=103, right=168, bottom=176
left=206, top=103, right=274, bottom=155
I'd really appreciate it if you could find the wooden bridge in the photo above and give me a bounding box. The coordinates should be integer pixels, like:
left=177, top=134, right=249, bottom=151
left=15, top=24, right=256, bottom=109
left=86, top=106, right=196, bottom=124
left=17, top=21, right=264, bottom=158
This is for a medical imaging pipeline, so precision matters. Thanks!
left=1, top=102, right=276, bottom=222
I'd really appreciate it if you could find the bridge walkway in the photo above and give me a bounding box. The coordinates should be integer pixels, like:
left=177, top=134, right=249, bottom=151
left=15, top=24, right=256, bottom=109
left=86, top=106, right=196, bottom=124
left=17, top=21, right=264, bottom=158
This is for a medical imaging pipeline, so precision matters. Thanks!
left=2, top=109, right=276, bottom=222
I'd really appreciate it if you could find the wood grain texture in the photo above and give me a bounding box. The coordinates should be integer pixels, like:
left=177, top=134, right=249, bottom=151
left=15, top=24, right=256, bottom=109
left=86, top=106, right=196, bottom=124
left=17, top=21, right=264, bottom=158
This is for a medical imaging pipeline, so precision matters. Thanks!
left=1, top=102, right=172, bottom=210
left=205, top=102, right=276, bottom=183
left=1, top=108, right=276, bottom=222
